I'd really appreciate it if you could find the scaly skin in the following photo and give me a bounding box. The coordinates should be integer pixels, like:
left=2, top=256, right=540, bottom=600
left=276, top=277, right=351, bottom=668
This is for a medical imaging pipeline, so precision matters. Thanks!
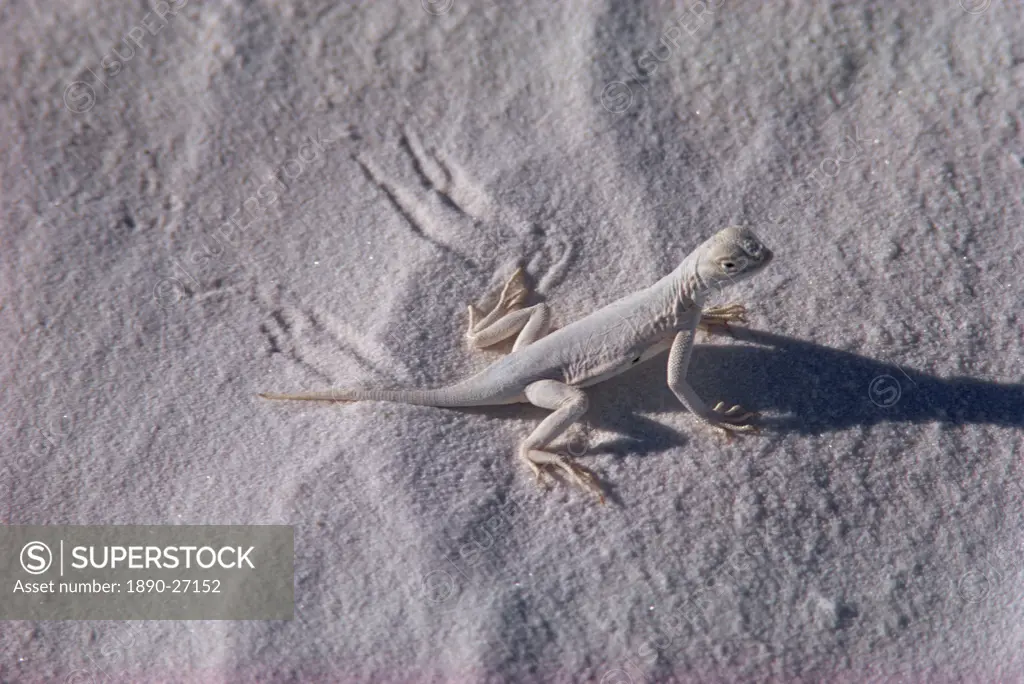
left=261, top=225, right=774, bottom=502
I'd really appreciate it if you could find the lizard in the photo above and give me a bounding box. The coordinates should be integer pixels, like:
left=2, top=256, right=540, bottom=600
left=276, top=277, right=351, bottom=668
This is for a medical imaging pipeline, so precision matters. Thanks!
left=260, top=225, right=773, bottom=502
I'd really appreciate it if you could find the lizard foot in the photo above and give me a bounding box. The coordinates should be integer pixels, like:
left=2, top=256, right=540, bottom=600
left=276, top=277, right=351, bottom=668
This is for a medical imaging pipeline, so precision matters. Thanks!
left=707, top=401, right=759, bottom=435
left=482, top=266, right=529, bottom=313
left=499, top=266, right=532, bottom=309
left=494, top=266, right=529, bottom=312
left=522, top=449, right=605, bottom=504
left=466, top=267, right=529, bottom=338
left=698, top=303, right=747, bottom=337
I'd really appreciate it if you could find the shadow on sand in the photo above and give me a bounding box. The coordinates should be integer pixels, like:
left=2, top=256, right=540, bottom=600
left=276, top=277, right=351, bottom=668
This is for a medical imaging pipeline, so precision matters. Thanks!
left=560, top=327, right=1024, bottom=459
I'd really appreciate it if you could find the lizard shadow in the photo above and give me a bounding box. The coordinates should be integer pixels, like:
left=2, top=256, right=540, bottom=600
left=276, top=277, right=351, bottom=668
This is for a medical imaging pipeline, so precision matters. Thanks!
left=578, top=327, right=1024, bottom=459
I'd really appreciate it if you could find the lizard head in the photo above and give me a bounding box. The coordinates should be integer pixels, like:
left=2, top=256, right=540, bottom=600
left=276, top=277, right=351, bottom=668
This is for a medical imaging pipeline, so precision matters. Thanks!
left=695, top=225, right=773, bottom=293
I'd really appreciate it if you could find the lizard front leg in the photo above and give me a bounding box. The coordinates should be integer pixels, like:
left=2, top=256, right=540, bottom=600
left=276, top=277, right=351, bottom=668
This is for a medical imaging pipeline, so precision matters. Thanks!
left=698, top=303, right=747, bottom=336
left=666, top=325, right=757, bottom=433
left=519, top=380, right=604, bottom=503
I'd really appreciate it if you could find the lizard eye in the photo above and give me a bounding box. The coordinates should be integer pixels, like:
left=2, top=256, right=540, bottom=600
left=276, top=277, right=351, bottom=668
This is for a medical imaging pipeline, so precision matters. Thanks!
left=720, top=260, right=738, bottom=273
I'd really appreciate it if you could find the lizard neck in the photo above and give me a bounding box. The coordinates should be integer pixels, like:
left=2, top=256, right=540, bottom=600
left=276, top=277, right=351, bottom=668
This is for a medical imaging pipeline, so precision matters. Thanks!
left=673, top=250, right=710, bottom=308
left=644, top=253, right=707, bottom=329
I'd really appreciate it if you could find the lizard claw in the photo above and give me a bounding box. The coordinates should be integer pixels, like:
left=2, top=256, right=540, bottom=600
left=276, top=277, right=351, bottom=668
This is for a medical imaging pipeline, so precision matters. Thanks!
left=707, top=401, right=759, bottom=435
left=522, top=450, right=605, bottom=504
left=466, top=268, right=530, bottom=344
left=527, top=461, right=551, bottom=488
left=713, top=401, right=754, bottom=420
left=565, top=462, right=605, bottom=505
left=698, top=303, right=748, bottom=337
left=496, top=267, right=529, bottom=312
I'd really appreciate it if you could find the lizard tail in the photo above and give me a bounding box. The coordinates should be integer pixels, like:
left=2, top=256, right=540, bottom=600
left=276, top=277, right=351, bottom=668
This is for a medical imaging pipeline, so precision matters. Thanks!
left=257, top=387, right=483, bottom=407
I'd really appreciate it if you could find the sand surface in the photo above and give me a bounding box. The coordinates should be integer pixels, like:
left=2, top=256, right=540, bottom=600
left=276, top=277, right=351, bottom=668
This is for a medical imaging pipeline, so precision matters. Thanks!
left=3, top=1, right=1023, bottom=681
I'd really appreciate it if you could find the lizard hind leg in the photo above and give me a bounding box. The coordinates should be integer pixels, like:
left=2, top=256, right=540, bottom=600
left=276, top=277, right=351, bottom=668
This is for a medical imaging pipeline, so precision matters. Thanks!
left=519, top=380, right=604, bottom=503
left=466, top=267, right=530, bottom=341
left=466, top=268, right=551, bottom=352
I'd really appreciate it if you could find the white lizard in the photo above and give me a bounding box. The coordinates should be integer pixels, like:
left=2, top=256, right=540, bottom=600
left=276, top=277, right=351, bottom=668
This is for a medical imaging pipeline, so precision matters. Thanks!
left=261, top=225, right=773, bottom=502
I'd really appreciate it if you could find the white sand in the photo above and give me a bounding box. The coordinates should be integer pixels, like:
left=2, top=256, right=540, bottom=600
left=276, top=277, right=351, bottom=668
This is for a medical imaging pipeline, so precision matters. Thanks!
left=3, top=1, right=1024, bottom=681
